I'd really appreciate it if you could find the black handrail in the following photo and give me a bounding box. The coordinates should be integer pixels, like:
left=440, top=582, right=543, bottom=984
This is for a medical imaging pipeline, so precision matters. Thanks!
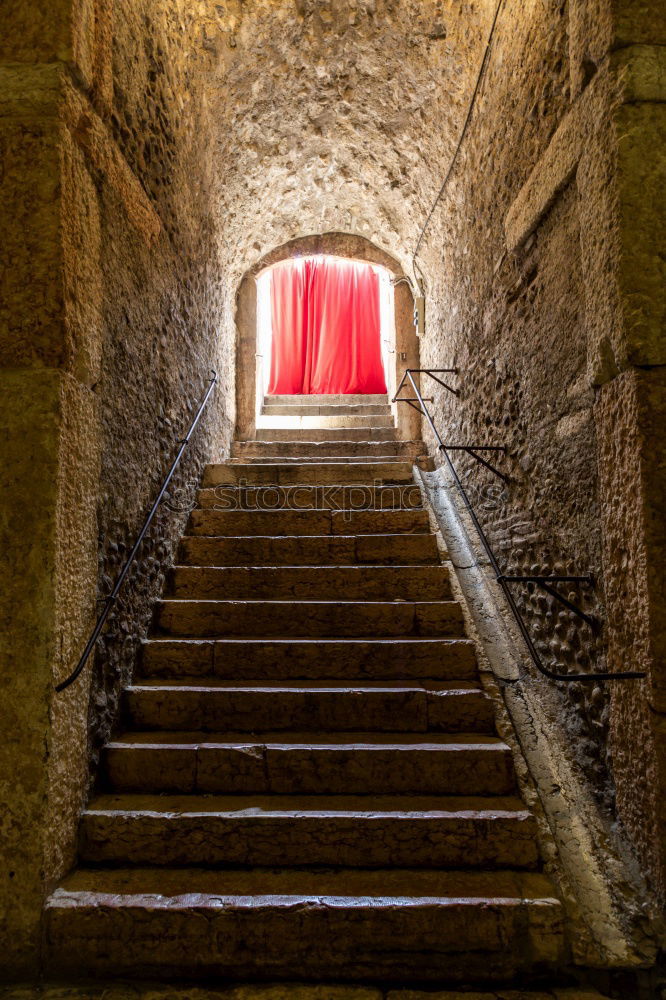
left=55, top=371, right=218, bottom=693
left=394, top=368, right=645, bottom=683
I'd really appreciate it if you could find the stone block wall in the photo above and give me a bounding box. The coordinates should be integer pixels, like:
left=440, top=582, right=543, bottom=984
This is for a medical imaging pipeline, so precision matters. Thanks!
left=88, top=0, right=233, bottom=762
left=0, top=0, right=233, bottom=976
left=0, top=53, right=105, bottom=973
left=417, top=0, right=666, bottom=904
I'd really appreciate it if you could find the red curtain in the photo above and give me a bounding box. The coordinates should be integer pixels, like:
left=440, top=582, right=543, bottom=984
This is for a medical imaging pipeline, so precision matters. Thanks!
left=267, top=256, right=387, bottom=395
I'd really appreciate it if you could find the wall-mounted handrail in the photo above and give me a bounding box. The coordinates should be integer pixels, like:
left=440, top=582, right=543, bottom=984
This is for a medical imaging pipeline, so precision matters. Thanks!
left=55, top=371, right=218, bottom=693
left=394, top=368, right=645, bottom=683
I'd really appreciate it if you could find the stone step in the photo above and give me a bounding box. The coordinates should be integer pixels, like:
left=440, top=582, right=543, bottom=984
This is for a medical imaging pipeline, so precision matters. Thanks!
left=196, top=483, right=425, bottom=511
left=45, top=867, right=563, bottom=982
left=178, top=532, right=440, bottom=566
left=103, top=732, right=515, bottom=795
left=13, top=985, right=614, bottom=1000
left=257, top=414, right=396, bottom=429
left=227, top=456, right=431, bottom=469
left=260, top=426, right=397, bottom=440
left=266, top=393, right=389, bottom=405
left=203, top=462, right=414, bottom=486
left=187, top=508, right=431, bottom=536
left=155, top=598, right=466, bottom=638
left=79, top=793, right=539, bottom=868
left=141, top=637, right=479, bottom=681
left=262, top=403, right=392, bottom=417
left=43, top=438, right=565, bottom=991
left=229, top=454, right=426, bottom=466
left=232, top=440, right=424, bottom=459
left=168, top=565, right=452, bottom=601
left=124, top=680, right=494, bottom=733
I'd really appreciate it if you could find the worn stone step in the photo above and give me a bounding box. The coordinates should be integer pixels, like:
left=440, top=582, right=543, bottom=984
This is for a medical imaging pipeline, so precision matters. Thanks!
left=45, top=867, right=563, bottom=982
left=80, top=793, right=539, bottom=868
left=156, top=598, right=465, bottom=638
left=227, top=455, right=433, bottom=469
left=124, top=680, right=494, bottom=733
left=168, top=565, right=452, bottom=601
left=262, top=403, right=392, bottom=417
left=187, top=508, right=431, bottom=537
left=257, top=414, right=396, bottom=430
left=178, top=532, right=440, bottom=567
left=141, top=637, right=478, bottom=681
left=103, top=732, right=515, bottom=795
left=196, top=482, right=424, bottom=511
left=8, top=986, right=614, bottom=1000
left=232, top=440, right=424, bottom=459
left=229, top=454, right=426, bottom=466
left=266, top=393, right=389, bottom=406
left=260, top=426, right=397, bottom=440
left=203, top=462, right=414, bottom=486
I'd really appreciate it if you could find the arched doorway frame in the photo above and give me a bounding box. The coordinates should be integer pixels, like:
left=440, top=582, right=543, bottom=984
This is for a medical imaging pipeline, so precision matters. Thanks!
left=234, top=232, right=420, bottom=441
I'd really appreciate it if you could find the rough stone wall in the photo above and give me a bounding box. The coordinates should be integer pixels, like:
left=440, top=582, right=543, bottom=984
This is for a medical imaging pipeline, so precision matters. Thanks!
left=0, top=368, right=98, bottom=974
left=88, top=0, right=233, bottom=761
left=0, top=0, right=232, bottom=976
left=199, top=0, right=490, bottom=286
left=0, top=56, right=104, bottom=973
left=416, top=0, right=617, bottom=795
left=596, top=369, right=666, bottom=911
left=594, top=16, right=666, bottom=906
left=415, top=0, right=666, bottom=903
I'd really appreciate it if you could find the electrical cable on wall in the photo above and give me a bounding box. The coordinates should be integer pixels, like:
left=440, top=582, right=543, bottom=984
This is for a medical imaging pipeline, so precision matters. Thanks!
left=411, top=0, right=507, bottom=292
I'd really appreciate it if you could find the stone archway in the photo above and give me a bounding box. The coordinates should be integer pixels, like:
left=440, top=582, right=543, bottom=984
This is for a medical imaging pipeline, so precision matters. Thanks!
left=234, top=232, right=421, bottom=443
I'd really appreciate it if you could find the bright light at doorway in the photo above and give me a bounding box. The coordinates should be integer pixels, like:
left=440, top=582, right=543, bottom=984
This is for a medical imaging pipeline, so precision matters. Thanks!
left=255, top=255, right=394, bottom=429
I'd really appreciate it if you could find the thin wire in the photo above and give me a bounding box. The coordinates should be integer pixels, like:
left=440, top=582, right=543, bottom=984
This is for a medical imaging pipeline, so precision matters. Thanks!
left=411, top=0, right=507, bottom=285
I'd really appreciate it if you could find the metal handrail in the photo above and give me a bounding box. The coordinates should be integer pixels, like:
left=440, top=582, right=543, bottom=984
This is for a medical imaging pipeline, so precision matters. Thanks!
left=394, top=368, right=645, bottom=683
left=55, top=371, right=218, bottom=693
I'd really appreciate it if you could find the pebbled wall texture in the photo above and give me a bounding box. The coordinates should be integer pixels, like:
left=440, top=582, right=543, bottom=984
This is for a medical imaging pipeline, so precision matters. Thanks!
left=420, top=2, right=608, bottom=798
left=88, top=0, right=233, bottom=772
left=415, top=0, right=666, bottom=919
left=0, top=0, right=232, bottom=976
left=0, top=0, right=663, bottom=979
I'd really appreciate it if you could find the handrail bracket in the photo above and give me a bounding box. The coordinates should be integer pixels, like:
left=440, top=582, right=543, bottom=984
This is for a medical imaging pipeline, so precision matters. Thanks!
left=393, top=367, right=645, bottom=684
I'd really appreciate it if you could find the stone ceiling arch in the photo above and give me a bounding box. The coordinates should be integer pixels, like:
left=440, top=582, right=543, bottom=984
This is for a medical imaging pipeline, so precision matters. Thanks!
left=194, top=0, right=494, bottom=285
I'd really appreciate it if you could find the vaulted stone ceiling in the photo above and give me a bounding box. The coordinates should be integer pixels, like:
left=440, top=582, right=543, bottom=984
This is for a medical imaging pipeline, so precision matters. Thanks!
left=195, top=0, right=492, bottom=280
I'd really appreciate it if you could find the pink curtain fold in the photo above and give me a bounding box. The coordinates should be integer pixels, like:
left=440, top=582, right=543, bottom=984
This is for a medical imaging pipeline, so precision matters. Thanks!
left=267, top=256, right=387, bottom=395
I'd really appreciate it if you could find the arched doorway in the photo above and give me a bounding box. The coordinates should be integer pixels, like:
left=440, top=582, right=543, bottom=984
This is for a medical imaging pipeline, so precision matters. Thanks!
left=235, top=232, right=420, bottom=442
left=257, top=254, right=392, bottom=397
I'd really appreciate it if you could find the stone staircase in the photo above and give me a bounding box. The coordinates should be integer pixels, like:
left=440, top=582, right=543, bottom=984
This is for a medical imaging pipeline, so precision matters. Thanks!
left=254, top=392, right=418, bottom=457
left=258, top=392, right=395, bottom=433
left=45, top=397, right=566, bottom=985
